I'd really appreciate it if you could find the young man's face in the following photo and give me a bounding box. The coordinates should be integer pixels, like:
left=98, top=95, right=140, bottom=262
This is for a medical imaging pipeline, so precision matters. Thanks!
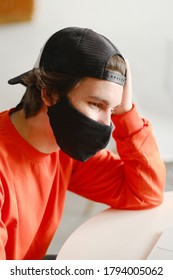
left=68, top=77, right=123, bottom=126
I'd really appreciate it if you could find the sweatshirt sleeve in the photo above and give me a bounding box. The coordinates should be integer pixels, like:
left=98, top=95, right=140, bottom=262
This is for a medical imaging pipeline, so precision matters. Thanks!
left=0, top=181, right=7, bottom=259
left=68, top=104, right=166, bottom=210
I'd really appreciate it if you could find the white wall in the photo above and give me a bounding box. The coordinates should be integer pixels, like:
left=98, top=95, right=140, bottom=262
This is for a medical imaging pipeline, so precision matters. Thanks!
left=0, top=0, right=173, bottom=109
left=1, top=0, right=173, bottom=158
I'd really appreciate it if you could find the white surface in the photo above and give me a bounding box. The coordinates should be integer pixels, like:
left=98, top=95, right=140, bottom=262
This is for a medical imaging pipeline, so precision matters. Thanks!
left=147, top=227, right=173, bottom=260
left=57, top=192, right=173, bottom=260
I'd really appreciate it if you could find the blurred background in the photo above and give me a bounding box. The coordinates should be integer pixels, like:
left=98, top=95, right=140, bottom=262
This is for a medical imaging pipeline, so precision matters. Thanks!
left=0, top=0, right=173, bottom=256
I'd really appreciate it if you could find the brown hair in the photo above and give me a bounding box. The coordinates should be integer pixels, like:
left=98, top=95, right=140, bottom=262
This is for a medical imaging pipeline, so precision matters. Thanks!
left=15, top=55, right=126, bottom=118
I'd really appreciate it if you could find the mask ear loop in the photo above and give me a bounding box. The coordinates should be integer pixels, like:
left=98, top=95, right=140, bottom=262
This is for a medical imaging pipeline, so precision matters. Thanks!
left=41, top=88, right=60, bottom=106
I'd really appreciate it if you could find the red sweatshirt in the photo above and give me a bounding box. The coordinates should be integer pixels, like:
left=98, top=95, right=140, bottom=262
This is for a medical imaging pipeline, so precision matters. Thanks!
left=0, top=105, right=166, bottom=259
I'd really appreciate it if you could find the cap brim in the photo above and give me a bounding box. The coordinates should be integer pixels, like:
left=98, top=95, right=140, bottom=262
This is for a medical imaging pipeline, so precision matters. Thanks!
left=8, top=70, right=32, bottom=86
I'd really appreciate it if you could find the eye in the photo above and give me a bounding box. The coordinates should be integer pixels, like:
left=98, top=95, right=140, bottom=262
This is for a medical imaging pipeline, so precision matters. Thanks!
left=88, top=102, right=101, bottom=110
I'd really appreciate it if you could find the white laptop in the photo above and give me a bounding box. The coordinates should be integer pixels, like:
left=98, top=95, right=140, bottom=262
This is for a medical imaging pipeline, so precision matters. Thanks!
left=147, top=227, right=173, bottom=260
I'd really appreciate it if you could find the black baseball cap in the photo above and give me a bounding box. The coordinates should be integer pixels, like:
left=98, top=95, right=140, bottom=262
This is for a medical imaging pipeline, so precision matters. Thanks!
left=8, top=27, right=126, bottom=86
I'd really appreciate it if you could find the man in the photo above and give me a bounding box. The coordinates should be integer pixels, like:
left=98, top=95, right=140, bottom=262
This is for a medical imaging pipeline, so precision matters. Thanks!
left=0, top=27, right=166, bottom=259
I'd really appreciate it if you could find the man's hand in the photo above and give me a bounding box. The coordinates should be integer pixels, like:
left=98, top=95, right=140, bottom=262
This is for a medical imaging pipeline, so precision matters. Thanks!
left=113, top=59, right=133, bottom=115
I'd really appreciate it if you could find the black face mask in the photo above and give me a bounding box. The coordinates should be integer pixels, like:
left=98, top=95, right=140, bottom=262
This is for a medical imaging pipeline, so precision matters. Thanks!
left=47, top=97, right=112, bottom=162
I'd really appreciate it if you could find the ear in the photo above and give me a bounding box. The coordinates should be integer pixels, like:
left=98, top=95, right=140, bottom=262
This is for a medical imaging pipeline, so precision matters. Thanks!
left=41, top=88, right=59, bottom=106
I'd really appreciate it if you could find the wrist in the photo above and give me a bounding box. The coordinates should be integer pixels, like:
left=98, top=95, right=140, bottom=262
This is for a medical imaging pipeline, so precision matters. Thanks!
left=112, top=102, right=133, bottom=115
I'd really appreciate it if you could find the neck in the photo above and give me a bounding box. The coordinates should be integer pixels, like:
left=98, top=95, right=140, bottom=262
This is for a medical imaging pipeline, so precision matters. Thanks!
left=12, top=107, right=59, bottom=154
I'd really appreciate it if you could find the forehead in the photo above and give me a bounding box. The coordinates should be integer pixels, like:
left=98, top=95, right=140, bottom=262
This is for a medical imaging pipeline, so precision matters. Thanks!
left=69, top=77, right=123, bottom=106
